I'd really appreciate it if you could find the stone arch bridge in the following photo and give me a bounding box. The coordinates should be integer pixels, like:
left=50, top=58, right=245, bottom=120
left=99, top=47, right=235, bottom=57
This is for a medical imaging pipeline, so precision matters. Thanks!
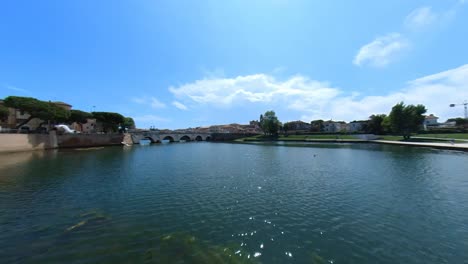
left=130, top=131, right=212, bottom=143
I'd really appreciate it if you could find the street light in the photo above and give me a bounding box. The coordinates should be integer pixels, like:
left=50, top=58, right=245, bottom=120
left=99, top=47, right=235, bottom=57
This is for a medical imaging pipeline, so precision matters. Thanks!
left=449, top=100, right=468, bottom=119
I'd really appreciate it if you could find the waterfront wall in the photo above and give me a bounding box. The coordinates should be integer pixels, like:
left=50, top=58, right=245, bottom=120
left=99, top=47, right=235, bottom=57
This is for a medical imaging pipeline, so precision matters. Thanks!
left=211, top=133, right=258, bottom=141
left=57, top=134, right=123, bottom=148
left=0, top=133, right=57, bottom=152
left=0, top=133, right=124, bottom=153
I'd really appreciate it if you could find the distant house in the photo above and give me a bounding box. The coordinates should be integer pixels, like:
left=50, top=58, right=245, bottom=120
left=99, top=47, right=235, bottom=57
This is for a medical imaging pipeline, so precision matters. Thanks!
left=423, top=114, right=439, bottom=130
left=71, top=118, right=97, bottom=133
left=424, top=114, right=439, bottom=125
left=285, top=120, right=311, bottom=131
left=323, top=120, right=347, bottom=132
left=347, top=121, right=367, bottom=132
left=0, top=100, right=72, bottom=131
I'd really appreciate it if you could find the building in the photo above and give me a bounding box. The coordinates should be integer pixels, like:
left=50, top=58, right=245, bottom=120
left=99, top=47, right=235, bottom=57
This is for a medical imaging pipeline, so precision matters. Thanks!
left=71, top=118, right=97, bottom=133
left=423, top=114, right=439, bottom=130
left=424, top=114, right=439, bottom=126
left=0, top=100, right=73, bottom=132
left=347, top=121, right=367, bottom=132
left=285, top=120, right=311, bottom=131
left=323, top=120, right=347, bottom=132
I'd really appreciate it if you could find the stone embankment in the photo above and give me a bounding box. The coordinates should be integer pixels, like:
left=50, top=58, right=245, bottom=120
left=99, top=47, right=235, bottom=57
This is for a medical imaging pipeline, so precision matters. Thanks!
left=0, top=132, right=124, bottom=153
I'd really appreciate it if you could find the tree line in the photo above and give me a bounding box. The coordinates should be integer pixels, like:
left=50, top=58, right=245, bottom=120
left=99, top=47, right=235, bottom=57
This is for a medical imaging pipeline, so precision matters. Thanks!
left=258, top=102, right=431, bottom=138
left=1, top=96, right=135, bottom=132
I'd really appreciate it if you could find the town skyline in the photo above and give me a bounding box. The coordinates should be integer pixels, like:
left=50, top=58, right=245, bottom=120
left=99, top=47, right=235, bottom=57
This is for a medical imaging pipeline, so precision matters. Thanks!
left=1, top=1, right=467, bottom=129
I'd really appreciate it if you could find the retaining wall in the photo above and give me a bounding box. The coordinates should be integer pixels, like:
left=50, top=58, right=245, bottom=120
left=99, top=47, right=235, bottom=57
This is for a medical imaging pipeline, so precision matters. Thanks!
left=0, top=133, right=124, bottom=153
left=0, top=133, right=57, bottom=153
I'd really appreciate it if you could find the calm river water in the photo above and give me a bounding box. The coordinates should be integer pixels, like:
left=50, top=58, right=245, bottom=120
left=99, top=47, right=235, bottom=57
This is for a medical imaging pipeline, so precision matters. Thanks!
left=0, top=142, right=467, bottom=263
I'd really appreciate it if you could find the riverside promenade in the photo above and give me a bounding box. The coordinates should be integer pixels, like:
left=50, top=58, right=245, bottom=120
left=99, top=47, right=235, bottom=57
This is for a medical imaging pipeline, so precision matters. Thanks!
left=373, top=140, right=468, bottom=151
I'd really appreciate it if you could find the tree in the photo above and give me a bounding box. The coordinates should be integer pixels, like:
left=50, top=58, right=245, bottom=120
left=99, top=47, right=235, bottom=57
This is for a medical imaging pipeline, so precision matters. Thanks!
left=68, top=110, right=93, bottom=131
left=259, top=110, right=281, bottom=135
left=123, top=117, right=135, bottom=129
left=282, top=122, right=290, bottom=136
left=92, top=111, right=124, bottom=133
left=69, top=110, right=93, bottom=124
left=259, top=114, right=264, bottom=133
left=3, top=96, right=70, bottom=128
left=0, top=104, right=9, bottom=121
left=388, top=102, right=426, bottom=139
left=447, top=118, right=468, bottom=127
left=367, top=114, right=386, bottom=135
left=310, top=120, right=324, bottom=132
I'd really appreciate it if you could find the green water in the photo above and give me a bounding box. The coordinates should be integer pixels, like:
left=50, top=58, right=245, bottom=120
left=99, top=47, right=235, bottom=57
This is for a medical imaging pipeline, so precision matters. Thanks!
left=0, top=142, right=467, bottom=263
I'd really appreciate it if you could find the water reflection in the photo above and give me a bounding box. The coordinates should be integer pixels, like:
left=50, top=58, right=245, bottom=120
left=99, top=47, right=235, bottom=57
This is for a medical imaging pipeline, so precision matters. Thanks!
left=0, top=150, right=50, bottom=170
left=0, top=143, right=467, bottom=263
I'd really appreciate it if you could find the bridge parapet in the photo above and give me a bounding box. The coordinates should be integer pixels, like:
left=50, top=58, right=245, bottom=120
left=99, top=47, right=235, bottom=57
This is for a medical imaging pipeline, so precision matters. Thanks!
left=129, top=132, right=212, bottom=144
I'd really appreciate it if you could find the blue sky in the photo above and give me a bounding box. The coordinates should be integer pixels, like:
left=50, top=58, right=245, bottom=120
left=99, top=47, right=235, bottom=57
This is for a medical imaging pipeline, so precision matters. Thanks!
left=1, top=0, right=467, bottom=129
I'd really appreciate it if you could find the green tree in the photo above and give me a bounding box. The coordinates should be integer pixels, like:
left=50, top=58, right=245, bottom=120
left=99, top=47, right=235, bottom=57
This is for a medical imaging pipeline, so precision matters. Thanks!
left=367, top=114, right=386, bottom=135
left=310, top=120, right=324, bottom=132
left=259, top=114, right=264, bottom=133
left=69, top=110, right=93, bottom=124
left=92, top=111, right=124, bottom=133
left=123, top=117, right=136, bottom=129
left=259, top=110, right=281, bottom=135
left=0, top=104, right=9, bottom=121
left=68, top=110, right=93, bottom=131
left=388, top=102, right=426, bottom=139
left=447, top=118, right=468, bottom=127
left=3, top=96, right=70, bottom=128
left=282, top=122, right=290, bottom=136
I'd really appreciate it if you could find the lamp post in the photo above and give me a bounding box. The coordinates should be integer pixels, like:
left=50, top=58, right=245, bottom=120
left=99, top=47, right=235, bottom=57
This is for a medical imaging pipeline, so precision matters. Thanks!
left=449, top=100, right=468, bottom=119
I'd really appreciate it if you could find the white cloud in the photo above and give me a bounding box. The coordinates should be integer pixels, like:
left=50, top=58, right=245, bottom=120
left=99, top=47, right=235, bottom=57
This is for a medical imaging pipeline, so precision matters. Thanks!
left=354, top=3, right=463, bottom=68
left=4, top=84, right=29, bottom=93
left=170, top=74, right=340, bottom=110
left=168, top=65, right=468, bottom=122
left=131, top=96, right=166, bottom=109
left=131, top=97, right=146, bottom=104
left=353, top=33, right=409, bottom=67
left=133, top=115, right=170, bottom=123
left=404, top=6, right=437, bottom=30
left=150, top=97, right=166, bottom=109
left=172, top=101, right=188, bottom=110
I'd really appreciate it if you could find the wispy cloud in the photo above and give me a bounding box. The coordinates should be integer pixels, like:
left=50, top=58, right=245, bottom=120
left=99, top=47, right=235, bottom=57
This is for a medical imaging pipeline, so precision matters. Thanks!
left=131, top=96, right=166, bottom=109
left=131, top=97, right=146, bottom=104
left=168, top=65, right=468, bottom=122
left=133, top=114, right=170, bottom=123
left=404, top=6, right=437, bottom=31
left=4, top=84, right=29, bottom=93
left=169, top=74, right=340, bottom=110
left=172, top=101, right=188, bottom=110
left=353, top=33, right=409, bottom=67
left=150, top=98, right=166, bottom=109
left=354, top=3, right=463, bottom=68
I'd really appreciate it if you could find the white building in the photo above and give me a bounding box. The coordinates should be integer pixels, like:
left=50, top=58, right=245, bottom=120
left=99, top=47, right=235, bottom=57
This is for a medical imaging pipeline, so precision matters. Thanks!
left=347, top=121, right=367, bottom=132
left=423, top=114, right=439, bottom=130
left=323, top=120, right=347, bottom=132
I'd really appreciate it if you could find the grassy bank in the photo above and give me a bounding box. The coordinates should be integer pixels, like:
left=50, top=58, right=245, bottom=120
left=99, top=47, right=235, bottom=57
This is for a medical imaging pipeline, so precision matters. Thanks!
left=416, top=133, right=468, bottom=140
left=238, top=133, right=468, bottom=143
left=239, top=134, right=362, bottom=142
left=378, top=133, right=468, bottom=143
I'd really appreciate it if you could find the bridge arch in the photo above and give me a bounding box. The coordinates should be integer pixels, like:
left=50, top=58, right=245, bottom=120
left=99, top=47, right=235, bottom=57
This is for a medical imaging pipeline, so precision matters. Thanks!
left=195, top=135, right=203, bottom=141
left=143, top=136, right=160, bottom=143
left=180, top=135, right=191, bottom=141
left=205, top=136, right=212, bottom=141
left=162, top=136, right=175, bottom=142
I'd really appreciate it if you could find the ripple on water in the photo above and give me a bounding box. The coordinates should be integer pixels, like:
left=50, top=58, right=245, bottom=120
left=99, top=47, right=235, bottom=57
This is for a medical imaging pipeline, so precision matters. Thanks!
left=1, top=143, right=467, bottom=263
